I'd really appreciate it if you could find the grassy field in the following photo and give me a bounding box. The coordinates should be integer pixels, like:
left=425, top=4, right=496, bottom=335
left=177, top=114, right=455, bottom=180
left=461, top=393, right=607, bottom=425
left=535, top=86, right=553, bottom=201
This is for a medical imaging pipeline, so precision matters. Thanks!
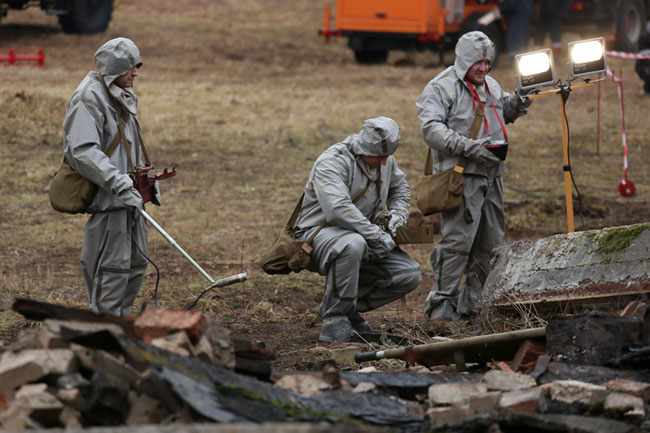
left=1, top=0, right=648, bottom=369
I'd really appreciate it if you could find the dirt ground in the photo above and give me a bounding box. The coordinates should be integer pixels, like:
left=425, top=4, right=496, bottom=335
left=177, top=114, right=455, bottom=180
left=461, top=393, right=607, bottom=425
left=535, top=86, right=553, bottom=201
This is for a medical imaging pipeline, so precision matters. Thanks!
left=1, top=0, right=649, bottom=372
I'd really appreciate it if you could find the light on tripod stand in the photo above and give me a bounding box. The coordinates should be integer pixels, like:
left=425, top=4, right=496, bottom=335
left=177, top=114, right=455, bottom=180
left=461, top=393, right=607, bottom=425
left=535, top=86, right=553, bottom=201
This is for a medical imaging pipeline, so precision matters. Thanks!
left=568, top=37, right=606, bottom=79
left=515, top=48, right=556, bottom=92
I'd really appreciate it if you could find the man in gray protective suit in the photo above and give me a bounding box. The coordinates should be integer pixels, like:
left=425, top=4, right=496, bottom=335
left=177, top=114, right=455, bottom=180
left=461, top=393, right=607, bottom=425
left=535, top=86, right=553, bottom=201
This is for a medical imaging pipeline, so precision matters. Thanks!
left=63, top=38, right=152, bottom=316
left=295, top=117, right=422, bottom=342
left=416, top=31, right=531, bottom=321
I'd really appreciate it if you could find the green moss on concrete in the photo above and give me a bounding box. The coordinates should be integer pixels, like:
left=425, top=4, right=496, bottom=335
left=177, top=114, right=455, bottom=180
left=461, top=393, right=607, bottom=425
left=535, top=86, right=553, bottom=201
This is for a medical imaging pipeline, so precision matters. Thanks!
left=594, top=224, right=649, bottom=255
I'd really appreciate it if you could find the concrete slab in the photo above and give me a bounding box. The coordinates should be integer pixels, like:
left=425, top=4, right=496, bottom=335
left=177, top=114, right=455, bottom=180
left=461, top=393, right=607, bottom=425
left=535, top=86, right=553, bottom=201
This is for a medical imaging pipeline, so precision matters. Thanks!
left=484, top=223, right=650, bottom=306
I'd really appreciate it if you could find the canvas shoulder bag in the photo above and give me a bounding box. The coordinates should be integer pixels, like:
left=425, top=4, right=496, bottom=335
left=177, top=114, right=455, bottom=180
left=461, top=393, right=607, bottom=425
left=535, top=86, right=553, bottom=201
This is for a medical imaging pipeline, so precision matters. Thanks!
left=49, top=114, right=126, bottom=214
left=415, top=106, right=484, bottom=215
left=260, top=175, right=380, bottom=275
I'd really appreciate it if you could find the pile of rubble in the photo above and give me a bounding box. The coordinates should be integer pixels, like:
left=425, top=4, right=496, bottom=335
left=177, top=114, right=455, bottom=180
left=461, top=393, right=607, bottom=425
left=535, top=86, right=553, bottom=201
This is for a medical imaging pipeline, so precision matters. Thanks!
left=1, top=298, right=650, bottom=433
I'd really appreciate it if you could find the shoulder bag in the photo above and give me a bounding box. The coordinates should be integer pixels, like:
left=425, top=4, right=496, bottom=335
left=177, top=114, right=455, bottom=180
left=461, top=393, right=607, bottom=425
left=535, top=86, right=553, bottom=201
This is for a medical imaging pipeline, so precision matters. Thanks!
left=415, top=106, right=484, bottom=215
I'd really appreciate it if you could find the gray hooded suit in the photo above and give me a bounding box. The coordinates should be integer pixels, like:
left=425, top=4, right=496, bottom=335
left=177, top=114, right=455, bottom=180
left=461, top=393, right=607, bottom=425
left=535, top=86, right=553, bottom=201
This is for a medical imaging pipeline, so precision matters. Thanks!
left=63, top=38, right=148, bottom=316
left=416, top=31, right=531, bottom=320
left=295, top=117, right=422, bottom=321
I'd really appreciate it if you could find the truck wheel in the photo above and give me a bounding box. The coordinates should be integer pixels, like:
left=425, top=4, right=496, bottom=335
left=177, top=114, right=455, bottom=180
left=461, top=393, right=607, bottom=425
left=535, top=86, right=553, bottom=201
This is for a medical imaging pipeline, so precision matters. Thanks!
left=459, top=13, right=503, bottom=67
left=354, top=49, right=388, bottom=64
left=616, top=0, right=647, bottom=52
left=58, top=0, right=114, bottom=34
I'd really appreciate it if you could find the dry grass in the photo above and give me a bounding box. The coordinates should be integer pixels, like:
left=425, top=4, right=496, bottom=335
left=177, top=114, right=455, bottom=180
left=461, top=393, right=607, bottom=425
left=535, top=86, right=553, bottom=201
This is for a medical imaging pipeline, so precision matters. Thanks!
left=1, top=0, right=648, bottom=368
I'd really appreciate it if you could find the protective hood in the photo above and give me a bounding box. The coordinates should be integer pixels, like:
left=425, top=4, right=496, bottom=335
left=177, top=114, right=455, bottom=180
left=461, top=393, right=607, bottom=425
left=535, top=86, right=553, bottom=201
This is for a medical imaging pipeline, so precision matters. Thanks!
left=453, top=31, right=495, bottom=80
left=94, top=37, right=142, bottom=87
left=345, top=116, right=400, bottom=156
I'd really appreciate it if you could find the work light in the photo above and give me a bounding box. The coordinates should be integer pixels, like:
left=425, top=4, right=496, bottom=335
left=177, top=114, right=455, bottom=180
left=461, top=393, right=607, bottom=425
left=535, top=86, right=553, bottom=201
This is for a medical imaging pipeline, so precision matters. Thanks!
left=568, top=37, right=606, bottom=79
left=515, top=48, right=555, bottom=91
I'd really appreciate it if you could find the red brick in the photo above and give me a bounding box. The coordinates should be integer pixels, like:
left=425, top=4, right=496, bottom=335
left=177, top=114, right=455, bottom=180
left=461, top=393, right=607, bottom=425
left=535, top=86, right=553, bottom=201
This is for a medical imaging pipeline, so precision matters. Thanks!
left=134, top=308, right=207, bottom=343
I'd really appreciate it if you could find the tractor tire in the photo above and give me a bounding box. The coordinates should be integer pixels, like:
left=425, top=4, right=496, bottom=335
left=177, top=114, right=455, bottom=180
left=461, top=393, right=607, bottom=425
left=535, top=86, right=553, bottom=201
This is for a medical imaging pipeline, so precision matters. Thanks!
left=616, top=0, right=647, bottom=52
left=58, top=0, right=114, bottom=35
left=459, top=13, right=503, bottom=67
left=354, top=49, right=388, bottom=65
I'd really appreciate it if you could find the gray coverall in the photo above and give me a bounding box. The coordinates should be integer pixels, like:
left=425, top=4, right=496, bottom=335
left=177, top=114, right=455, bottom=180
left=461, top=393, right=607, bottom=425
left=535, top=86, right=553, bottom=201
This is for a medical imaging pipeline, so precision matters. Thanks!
left=295, top=118, right=421, bottom=323
left=416, top=31, right=530, bottom=320
left=63, top=38, right=149, bottom=316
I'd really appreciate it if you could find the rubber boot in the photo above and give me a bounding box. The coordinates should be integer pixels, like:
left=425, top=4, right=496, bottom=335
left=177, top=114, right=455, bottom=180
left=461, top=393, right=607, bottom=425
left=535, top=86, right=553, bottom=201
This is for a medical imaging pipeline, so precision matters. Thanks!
left=349, top=312, right=373, bottom=333
left=319, top=316, right=353, bottom=342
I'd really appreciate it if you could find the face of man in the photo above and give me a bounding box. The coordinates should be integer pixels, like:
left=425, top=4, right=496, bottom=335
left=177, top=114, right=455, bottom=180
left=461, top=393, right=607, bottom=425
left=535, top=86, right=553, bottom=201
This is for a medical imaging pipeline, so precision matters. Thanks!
left=113, top=65, right=139, bottom=88
left=361, top=155, right=389, bottom=169
left=465, top=59, right=490, bottom=85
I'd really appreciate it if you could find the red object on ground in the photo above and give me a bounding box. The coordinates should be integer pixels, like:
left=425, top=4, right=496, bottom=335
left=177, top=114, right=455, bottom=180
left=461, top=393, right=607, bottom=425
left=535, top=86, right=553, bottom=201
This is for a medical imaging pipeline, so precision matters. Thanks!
left=0, top=47, right=45, bottom=66
left=134, top=307, right=207, bottom=343
left=619, top=178, right=636, bottom=197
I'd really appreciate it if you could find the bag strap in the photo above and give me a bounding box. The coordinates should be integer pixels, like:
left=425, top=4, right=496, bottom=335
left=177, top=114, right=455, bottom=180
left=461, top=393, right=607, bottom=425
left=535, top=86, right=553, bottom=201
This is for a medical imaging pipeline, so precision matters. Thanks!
left=97, top=72, right=150, bottom=170
left=424, top=106, right=485, bottom=175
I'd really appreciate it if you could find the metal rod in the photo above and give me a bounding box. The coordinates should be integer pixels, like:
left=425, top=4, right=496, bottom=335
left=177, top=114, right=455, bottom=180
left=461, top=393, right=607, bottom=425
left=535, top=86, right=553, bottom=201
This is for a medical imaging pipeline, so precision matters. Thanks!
left=139, top=209, right=215, bottom=284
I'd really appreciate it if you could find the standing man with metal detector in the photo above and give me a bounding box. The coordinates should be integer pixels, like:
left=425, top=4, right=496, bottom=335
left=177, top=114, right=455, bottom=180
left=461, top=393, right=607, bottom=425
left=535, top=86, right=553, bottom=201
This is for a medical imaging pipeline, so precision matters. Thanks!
left=416, top=31, right=532, bottom=322
left=62, top=38, right=153, bottom=316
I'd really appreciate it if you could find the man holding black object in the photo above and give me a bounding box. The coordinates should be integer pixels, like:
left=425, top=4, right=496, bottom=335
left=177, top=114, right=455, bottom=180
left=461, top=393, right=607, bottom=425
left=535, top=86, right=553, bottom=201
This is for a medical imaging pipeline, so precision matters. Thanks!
left=416, top=31, right=531, bottom=321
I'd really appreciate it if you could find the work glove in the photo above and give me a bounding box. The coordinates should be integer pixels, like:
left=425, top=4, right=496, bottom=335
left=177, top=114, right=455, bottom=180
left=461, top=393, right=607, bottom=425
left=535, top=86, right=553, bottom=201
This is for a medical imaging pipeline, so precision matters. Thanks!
left=117, top=187, right=143, bottom=211
left=387, top=212, right=407, bottom=236
left=465, top=138, right=501, bottom=167
left=367, top=231, right=396, bottom=262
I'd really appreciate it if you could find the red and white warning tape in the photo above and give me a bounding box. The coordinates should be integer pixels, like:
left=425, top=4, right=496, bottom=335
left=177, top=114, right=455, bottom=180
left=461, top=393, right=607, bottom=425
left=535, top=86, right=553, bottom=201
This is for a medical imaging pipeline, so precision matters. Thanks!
left=606, top=50, right=650, bottom=60
left=605, top=67, right=635, bottom=196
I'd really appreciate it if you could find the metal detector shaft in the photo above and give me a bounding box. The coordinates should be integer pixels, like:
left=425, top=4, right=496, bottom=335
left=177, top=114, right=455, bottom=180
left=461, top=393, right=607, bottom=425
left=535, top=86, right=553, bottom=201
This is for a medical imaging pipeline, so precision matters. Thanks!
left=140, top=209, right=217, bottom=283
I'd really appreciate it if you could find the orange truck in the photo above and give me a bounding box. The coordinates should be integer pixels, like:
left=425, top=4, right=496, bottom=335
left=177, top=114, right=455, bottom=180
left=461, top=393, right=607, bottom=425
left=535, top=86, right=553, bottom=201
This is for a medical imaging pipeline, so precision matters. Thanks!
left=319, top=0, right=504, bottom=63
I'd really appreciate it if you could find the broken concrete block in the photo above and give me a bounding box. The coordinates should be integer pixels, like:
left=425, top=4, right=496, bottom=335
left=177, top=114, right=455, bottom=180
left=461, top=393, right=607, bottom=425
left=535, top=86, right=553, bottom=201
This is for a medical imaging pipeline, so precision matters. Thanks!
left=0, top=398, right=38, bottom=431
left=202, top=319, right=236, bottom=370
left=547, top=315, right=642, bottom=365
left=428, top=382, right=488, bottom=406
left=85, top=370, right=130, bottom=426
left=134, top=307, right=207, bottom=343
left=38, top=326, right=69, bottom=349
left=126, top=392, right=170, bottom=425
left=426, top=405, right=475, bottom=426
left=275, top=373, right=332, bottom=397
left=59, top=405, right=82, bottom=429
left=603, top=378, right=650, bottom=404
left=469, top=391, right=502, bottom=413
left=0, top=349, right=77, bottom=391
left=352, top=382, right=377, bottom=393
left=20, top=391, right=64, bottom=427
left=481, top=370, right=537, bottom=391
left=56, top=388, right=87, bottom=412
left=485, top=223, right=650, bottom=306
left=151, top=331, right=195, bottom=357
left=15, top=383, right=47, bottom=399
left=499, top=387, right=547, bottom=413
left=94, top=350, right=143, bottom=387
left=544, top=380, right=609, bottom=405
left=604, top=392, right=645, bottom=416
left=70, top=343, right=95, bottom=370
left=193, top=334, right=214, bottom=364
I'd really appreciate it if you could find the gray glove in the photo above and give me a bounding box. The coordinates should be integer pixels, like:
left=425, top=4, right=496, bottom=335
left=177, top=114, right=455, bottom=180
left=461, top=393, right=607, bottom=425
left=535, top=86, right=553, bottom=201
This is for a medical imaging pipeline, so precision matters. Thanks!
left=465, top=138, right=501, bottom=167
left=367, top=231, right=396, bottom=262
left=387, top=212, right=407, bottom=236
left=117, top=187, right=143, bottom=211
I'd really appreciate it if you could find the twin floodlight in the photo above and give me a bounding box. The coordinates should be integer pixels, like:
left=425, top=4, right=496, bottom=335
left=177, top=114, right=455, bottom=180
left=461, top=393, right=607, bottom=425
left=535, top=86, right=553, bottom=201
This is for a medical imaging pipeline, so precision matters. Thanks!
left=515, top=37, right=607, bottom=92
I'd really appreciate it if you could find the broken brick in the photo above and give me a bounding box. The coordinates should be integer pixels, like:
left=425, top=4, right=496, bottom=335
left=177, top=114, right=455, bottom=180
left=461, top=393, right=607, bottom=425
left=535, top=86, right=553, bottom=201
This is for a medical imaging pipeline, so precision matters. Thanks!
left=499, top=387, right=547, bottom=413
left=426, top=405, right=475, bottom=426
left=603, top=378, right=650, bottom=404
left=134, top=307, right=207, bottom=343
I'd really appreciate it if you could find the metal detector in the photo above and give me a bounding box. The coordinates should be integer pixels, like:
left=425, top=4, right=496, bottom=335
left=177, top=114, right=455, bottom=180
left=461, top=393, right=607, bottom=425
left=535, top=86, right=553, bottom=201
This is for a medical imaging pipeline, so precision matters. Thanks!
left=139, top=209, right=247, bottom=309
